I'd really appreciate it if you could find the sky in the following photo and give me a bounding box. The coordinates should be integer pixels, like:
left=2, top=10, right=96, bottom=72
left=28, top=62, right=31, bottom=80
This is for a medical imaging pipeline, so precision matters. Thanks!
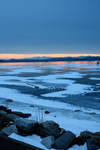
left=0, top=0, right=100, bottom=54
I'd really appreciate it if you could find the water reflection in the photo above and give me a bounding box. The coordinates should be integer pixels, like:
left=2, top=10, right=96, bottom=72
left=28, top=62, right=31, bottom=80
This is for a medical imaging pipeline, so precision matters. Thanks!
left=0, top=61, right=99, bottom=73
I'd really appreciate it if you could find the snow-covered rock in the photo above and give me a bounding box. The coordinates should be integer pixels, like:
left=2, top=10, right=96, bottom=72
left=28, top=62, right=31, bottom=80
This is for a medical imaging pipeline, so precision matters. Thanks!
left=41, top=136, right=55, bottom=149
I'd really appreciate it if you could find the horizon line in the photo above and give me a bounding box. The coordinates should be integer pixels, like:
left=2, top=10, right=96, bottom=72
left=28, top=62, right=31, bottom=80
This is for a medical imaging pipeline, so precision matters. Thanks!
left=0, top=53, right=100, bottom=59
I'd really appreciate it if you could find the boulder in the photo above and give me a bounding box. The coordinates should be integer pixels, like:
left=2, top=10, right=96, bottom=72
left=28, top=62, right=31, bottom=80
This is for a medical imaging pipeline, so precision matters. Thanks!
left=0, top=115, right=9, bottom=130
left=93, top=132, right=100, bottom=137
left=1, top=125, right=18, bottom=136
left=0, top=110, right=7, bottom=117
left=35, top=121, right=60, bottom=138
left=73, top=131, right=94, bottom=146
left=60, top=128, right=66, bottom=136
left=73, top=136, right=86, bottom=146
left=41, top=136, right=55, bottom=149
left=15, top=118, right=36, bottom=135
left=80, top=131, right=93, bottom=140
left=87, top=136, right=100, bottom=150
left=74, top=131, right=94, bottom=145
left=0, top=106, right=7, bottom=111
left=52, top=131, right=76, bottom=149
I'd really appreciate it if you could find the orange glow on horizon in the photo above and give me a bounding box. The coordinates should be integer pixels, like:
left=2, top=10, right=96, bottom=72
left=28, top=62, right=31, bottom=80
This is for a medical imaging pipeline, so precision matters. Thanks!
left=0, top=53, right=100, bottom=59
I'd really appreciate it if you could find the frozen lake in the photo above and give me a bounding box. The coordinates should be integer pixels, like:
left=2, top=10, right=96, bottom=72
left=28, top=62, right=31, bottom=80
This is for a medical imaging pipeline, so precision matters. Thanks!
left=0, top=61, right=100, bottom=150
left=0, top=61, right=100, bottom=111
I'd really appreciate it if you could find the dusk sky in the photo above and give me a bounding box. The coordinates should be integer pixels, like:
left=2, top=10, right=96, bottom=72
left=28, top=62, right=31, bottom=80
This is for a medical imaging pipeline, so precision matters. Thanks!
left=0, top=0, right=100, bottom=54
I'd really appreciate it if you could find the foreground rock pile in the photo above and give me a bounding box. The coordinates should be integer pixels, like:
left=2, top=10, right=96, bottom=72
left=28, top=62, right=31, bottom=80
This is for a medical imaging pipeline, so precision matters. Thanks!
left=0, top=105, right=100, bottom=150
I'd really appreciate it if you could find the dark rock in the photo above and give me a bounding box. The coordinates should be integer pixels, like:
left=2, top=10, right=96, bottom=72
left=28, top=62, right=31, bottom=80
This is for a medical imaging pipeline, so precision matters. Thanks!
left=15, top=118, right=36, bottom=136
left=0, top=105, right=31, bottom=118
left=52, top=131, right=76, bottom=149
left=35, top=121, right=60, bottom=138
left=0, top=105, right=11, bottom=114
left=93, top=132, right=100, bottom=137
left=87, top=136, right=100, bottom=150
left=1, top=125, right=18, bottom=136
left=73, top=136, right=86, bottom=146
left=0, top=110, right=7, bottom=117
left=74, top=110, right=81, bottom=112
left=6, top=109, right=12, bottom=113
left=74, top=131, right=94, bottom=146
left=6, top=99, right=13, bottom=103
left=12, top=112, right=31, bottom=118
left=89, top=112, right=96, bottom=115
left=0, top=115, right=10, bottom=130
left=60, top=128, right=66, bottom=136
left=41, top=136, right=55, bottom=149
left=30, top=104, right=34, bottom=108
left=80, top=131, right=94, bottom=140
left=91, top=136, right=100, bottom=146
left=6, top=114, right=20, bottom=121
left=44, top=111, right=50, bottom=114
left=0, top=106, right=7, bottom=111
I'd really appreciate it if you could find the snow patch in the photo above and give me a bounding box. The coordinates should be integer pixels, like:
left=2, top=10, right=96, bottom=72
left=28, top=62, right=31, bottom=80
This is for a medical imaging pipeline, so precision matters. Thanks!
left=43, top=83, right=93, bottom=97
left=68, top=144, right=87, bottom=150
left=9, top=133, right=55, bottom=150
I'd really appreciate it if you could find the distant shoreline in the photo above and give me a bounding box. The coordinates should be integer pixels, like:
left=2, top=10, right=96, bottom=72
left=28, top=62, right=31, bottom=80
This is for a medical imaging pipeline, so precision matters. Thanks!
left=0, top=56, right=100, bottom=63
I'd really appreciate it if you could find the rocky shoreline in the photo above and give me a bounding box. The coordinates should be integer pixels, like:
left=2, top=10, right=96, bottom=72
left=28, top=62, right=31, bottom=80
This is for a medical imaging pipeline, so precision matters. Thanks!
left=0, top=105, right=100, bottom=150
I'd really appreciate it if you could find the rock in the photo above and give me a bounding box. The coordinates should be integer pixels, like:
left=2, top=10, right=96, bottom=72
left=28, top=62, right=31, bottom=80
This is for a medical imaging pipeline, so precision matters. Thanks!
left=0, top=106, right=7, bottom=111
left=89, top=112, right=96, bottom=115
left=74, top=131, right=94, bottom=146
left=87, top=136, right=100, bottom=150
left=12, top=111, right=31, bottom=118
left=15, top=118, right=36, bottom=135
left=30, top=104, right=34, bottom=108
left=0, top=115, right=10, bottom=130
left=6, top=114, right=20, bottom=121
left=0, top=110, right=7, bottom=117
left=74, top=110, right=81, bottom=112
left=0, top=105, right=11, bottom=113
left=6, top=99, right=13, bottom=103
left=52, top=131, right=76, bottom=149
left=93, top=132, right=100, bottom=137
left=35, top=121, right=60, bottom=138
left=41, top=136, right=55, bottom=149
left=80, top=131, right=94, bottom=140
left=45, top=111, right=50, bottom=114
left=73, top=136, right=86, bottom=146
left=0, top=105, right=31, bottom=118
left=60, top=128, right=66, bottom=136
left=6, top=109, right=12, bottom=113
left=1, top=125, right=18, bottom=136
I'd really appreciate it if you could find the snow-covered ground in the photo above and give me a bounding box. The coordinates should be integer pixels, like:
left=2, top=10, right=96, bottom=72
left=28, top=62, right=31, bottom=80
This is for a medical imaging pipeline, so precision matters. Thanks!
left=0, top=61, right=100, bottom=150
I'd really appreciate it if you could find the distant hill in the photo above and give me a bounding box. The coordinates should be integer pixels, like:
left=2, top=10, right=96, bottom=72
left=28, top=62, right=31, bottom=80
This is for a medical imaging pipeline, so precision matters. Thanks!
left=0, top=56, right=100, bottom=63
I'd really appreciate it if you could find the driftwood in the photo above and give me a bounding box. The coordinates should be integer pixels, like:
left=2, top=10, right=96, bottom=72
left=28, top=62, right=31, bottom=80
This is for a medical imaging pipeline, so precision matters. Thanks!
left=25, top=82, right=39, bottom=89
